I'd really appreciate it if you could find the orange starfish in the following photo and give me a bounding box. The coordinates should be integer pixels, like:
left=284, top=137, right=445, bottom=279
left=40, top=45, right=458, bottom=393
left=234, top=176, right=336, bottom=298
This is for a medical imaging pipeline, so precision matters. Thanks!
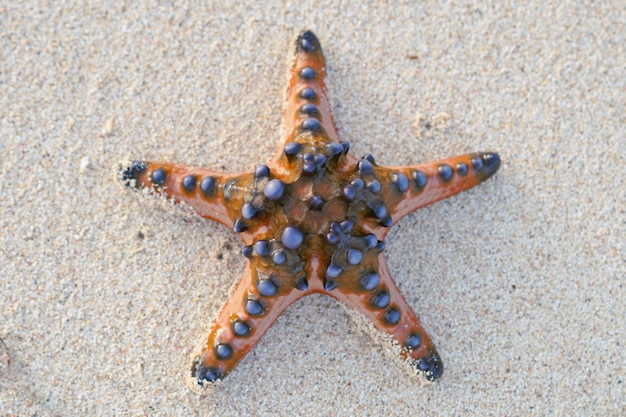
left=120, top=30, right=500, bottom=384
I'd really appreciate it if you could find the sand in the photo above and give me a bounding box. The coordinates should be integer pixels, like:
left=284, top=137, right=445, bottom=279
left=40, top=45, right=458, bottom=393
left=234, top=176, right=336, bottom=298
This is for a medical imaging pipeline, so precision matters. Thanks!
left=1, top=1, right=624, bottom=416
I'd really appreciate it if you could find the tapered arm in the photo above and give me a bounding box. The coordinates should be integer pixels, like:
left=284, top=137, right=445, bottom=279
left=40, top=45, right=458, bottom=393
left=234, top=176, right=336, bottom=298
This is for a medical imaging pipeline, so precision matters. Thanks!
left=270, top=31, right=358, bottom=172
left=193, top=260, right=308, bottom=383
left=374, top=152, right=500, bottom=236
left=119, top=160, right=250, bottom=230
left=324, top=251, right=443, bottom=380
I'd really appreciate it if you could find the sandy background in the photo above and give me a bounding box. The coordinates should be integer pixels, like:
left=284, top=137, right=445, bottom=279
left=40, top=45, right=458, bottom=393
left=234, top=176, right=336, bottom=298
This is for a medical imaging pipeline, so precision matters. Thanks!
left=1, top=1, right=624, bottom=416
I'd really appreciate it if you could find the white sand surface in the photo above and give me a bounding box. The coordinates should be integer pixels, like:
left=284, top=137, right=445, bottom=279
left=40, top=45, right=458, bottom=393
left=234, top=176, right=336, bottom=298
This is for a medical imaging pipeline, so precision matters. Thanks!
left=1, top=1, right=624, bottom=416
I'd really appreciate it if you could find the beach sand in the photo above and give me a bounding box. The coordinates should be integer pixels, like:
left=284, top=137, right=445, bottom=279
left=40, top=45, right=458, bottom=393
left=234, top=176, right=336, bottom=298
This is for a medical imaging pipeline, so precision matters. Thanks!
left=1, top=1, right=624, bottom=415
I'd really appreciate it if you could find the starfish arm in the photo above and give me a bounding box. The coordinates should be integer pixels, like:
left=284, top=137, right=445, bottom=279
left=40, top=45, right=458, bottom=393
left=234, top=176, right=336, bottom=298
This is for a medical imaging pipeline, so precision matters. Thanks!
left=326, top=253, right=443, bottom=380
left=270, top=30, right=359, bottom=171
left=376, top=152, right=501, bottom=228
left=119, top=161, right=251, bottom=230
left=193, top=261, right=306, bottom=383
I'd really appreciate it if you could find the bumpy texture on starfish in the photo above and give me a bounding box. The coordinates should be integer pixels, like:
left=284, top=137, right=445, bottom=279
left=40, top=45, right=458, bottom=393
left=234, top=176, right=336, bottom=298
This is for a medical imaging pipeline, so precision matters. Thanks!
left=120, top=30, right=500, bottom=384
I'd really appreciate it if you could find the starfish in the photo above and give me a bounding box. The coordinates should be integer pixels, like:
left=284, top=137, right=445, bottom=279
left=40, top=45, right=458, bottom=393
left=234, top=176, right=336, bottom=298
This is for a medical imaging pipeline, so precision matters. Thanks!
left=120, top=30, right=500, bottom=384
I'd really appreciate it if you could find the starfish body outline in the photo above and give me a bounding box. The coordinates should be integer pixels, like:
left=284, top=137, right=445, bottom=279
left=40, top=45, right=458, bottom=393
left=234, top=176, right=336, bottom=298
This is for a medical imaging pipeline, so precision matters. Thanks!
left=120, top=31, right=500, bottom=384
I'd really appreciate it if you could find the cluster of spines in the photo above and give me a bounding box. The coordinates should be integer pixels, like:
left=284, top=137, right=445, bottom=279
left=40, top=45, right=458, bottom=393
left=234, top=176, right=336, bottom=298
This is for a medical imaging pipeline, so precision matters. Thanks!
left=283, top=140, right=350, bottom=177
left=119, top=161, right=221, bottom=199
left=241, top=228, right=307, bottom=290
left=233, top=164, right=287, bottom=232
left=293, top=38, right=325, bottom=140
left=433, top=152, right=500, bottom=183
left=356, top=269, right=403, bottom=327
left=341, top=155, right=395, bottom=227
left=323, top=220, right=382, bottom=288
